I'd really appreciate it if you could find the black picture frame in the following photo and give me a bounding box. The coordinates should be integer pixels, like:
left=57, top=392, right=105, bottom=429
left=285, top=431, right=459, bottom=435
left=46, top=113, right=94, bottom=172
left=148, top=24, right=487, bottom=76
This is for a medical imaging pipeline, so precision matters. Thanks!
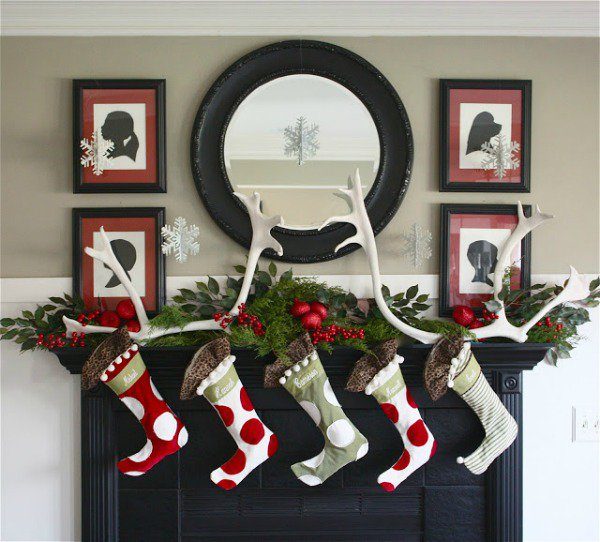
left=191, top=40, right=414, bottom=263
left=439, top=203, right=532, bottom=317
left=73, top=79, right=166, bottom=193
left=439, top=79, right=531, bottom=193
left=72, top=207, right=166, bottom=316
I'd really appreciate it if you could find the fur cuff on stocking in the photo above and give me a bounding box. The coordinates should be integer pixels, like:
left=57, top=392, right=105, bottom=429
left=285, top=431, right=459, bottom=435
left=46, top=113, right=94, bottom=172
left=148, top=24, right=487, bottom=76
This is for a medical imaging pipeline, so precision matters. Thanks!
left=345, top=338, right=399, bottom=393
left=423, top=335, right=465, bottom=401
left=82, top=326, right=133, bottom=390
left=263, top=333, right=314, bottom=388
left=180, top=337, right=231, bottom=400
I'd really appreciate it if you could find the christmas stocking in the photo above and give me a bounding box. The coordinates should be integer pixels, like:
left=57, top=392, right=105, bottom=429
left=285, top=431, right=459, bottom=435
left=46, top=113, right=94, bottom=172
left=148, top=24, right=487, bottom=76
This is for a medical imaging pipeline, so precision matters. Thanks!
left=346, top=339, right=436, bottom=492
left=264, top=333, right=368, bottom=486
left=82, top=327, right=188, bottom=476
left=180, top=337, right=278, bottom=490
left=424, top=338, right=518, bottom=475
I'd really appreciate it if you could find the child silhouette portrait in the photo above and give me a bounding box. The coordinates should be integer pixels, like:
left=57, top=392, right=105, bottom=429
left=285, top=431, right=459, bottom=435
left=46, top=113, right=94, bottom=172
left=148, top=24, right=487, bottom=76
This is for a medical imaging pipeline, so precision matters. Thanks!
left=101, top=111, right=139, bottom=161
left=467, top=240, right=498, bottom=287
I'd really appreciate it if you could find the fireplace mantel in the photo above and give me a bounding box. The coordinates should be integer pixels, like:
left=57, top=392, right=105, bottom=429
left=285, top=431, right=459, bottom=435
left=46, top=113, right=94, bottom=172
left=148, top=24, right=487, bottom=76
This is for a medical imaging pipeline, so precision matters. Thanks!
left=53, top=343, right=549, bottom=542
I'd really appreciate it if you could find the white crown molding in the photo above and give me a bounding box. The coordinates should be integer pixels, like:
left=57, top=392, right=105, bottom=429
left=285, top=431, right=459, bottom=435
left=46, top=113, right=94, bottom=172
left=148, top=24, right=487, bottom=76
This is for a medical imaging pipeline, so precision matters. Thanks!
left=1, top=0, right=598, bottom=37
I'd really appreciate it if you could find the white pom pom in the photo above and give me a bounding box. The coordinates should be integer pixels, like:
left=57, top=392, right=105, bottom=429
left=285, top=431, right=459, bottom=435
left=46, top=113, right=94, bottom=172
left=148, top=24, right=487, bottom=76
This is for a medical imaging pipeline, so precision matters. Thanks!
left=115, top=356, right=122, bottom=365
left=122, top=351, right=130, bottom=360
left=456, top=456, right=464, bottom=464
left=397, top=355, right=404, bottom=364
left=310, top=351, right=318, bottom=361
left=100, top=373, right=108, bottom=382
left=107, top=364, right=115, bottom=372
left=196, top=387, right=203, bottom=395
left=293, top=365, right=300, bottom=372
left=448, top=380, right=455, bottom=388
left=131, top=344, right=139, bottom=351
left=284, top=369, right=292, bottom=377
left=301, top=359, right=309, bottom=367
left=279, top=377, right=286, bottom=385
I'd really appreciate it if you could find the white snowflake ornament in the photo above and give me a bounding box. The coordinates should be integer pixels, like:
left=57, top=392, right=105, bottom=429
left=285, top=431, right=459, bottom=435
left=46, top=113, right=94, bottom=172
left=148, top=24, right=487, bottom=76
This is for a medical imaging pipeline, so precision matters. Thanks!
left=283, top=116, right=319, bottom=165
left=401, top=223, right=432, bottom=268
left=161, top=217, right=200, bottom=263
left=80, top=130, right=114, bottom=176
left=481, top=134, right=520, bottom=180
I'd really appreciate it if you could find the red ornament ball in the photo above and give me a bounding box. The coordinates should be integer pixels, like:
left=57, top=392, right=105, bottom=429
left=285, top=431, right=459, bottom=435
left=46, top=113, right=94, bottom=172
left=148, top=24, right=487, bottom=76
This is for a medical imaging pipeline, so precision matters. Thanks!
left=309, top=301, right=328, bottom=321
left=98, top=310, right=121, bottom=328
left=290, top=298, right=311, bottom=318
left=301, top=312, right=322, bottom=330
left=116, top=299, right=136, bottom=320
left=125, top=319, right=141, bottom=333
left=452, top=305, right=475, bottom=327
left=468, top=319, right=485, bottom=330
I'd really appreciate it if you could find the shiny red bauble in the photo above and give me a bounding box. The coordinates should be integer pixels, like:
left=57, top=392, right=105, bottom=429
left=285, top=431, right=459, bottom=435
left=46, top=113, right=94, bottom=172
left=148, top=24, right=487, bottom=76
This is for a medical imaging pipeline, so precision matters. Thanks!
left=452, top=305, right=475, bottom=327
left=98, top=310, right=121, bottom=328
left=301, top=312, right=322, bottom=330
left=125, top=319, right=141, bottom=333
left=116, top=299, right=136, bottom=320
left=290, top=298, right=311, bottom=318
left=309, top=301, right=328, bottom=321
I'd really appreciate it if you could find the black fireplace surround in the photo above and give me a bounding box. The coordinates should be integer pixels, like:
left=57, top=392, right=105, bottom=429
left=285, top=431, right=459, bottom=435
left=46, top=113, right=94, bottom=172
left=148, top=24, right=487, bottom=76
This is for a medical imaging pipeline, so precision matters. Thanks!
left=54, top=343, right=548, bottom=542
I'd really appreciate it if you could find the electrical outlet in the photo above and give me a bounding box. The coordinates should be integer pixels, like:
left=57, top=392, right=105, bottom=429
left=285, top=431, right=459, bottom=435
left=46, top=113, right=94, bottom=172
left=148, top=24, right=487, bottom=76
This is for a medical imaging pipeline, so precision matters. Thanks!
left=572, top=406, right=600, bottom=443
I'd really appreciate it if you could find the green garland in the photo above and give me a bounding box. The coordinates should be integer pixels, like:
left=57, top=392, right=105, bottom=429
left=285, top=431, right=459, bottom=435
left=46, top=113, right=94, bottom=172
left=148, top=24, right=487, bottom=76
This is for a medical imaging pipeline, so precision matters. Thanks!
left=1, top=262, right=598, bottom=366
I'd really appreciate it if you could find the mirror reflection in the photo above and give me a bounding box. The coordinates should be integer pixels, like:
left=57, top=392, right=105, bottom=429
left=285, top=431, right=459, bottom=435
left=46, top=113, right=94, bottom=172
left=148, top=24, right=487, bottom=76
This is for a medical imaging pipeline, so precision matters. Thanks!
left=224, top=75, right=380, bottom=227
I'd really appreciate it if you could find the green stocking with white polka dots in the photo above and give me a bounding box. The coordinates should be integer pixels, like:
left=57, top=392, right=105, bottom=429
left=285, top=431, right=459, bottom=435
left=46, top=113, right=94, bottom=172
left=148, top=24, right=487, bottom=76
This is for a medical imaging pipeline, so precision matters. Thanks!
left=279, top=350, right=369, bottom=486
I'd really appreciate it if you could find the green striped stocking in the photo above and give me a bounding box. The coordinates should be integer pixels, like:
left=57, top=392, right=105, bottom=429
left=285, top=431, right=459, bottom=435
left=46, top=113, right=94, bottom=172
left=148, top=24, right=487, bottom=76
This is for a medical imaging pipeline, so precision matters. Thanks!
left=448, top=344, right=518, bottom=475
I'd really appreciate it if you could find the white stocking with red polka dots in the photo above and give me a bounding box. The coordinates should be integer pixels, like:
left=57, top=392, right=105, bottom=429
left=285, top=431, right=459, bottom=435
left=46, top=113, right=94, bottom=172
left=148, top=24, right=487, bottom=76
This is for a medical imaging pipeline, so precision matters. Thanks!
left=197, top=355, right=278, bottom=490
left=366, top=356, right=436, bottom=492
left=100, top=344, right=188, bottom=476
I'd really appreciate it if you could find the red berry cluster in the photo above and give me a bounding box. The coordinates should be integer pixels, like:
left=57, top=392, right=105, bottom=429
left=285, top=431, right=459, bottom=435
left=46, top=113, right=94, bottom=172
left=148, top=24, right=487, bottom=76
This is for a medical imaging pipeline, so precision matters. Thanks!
left=37, top=331, right=86, bottom=349
left=213, top=311, right=233, bottom=329
left=76, top=309, right=101, bottom=326
left=310, top=324, right=365, bottom=345
left=535, top=316, right=563, bottom=341
left=214, top=304, right=266, bottom=336
left=482, top=308, right=500, bottom=322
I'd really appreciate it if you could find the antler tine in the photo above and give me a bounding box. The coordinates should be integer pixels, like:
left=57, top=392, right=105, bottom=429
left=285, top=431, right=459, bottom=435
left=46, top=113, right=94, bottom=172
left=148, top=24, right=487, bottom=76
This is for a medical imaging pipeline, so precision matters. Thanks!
left=229, top=192, right=284, bottom=316
left=492, top=202, right=554, bottom=299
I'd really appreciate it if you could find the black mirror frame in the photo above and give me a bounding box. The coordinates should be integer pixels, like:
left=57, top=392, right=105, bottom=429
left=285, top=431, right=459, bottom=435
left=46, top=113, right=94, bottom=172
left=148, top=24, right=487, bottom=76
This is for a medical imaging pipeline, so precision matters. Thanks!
left=191, top=40, right=413, bottom=263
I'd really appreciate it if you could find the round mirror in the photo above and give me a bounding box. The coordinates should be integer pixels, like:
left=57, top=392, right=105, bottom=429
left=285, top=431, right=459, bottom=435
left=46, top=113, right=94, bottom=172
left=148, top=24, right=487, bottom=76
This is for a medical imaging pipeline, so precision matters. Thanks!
left=224, top=74, right=380, bottom=227
left=192, top=40, right=413, bottom=263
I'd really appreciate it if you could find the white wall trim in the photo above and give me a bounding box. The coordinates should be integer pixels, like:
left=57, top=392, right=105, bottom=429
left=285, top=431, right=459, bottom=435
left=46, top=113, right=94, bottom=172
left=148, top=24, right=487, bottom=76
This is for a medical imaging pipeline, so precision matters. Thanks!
left=2, top=273, right=595, bottom=304
left=1, top=1, right=598, bottom=37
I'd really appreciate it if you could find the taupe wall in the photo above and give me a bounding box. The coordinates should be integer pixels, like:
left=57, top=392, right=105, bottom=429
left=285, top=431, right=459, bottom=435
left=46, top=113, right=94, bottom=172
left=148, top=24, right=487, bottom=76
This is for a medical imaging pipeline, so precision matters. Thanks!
left=1, top=37, right=598, bottom=278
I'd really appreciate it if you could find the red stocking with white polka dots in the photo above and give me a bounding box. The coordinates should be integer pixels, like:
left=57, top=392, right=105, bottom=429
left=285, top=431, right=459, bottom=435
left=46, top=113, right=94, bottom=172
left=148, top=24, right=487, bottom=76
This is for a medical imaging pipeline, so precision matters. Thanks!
left=364, top=356, right=436, bottom=492
left=181, top=339, right=278, bottom=490
left=100, top=343, right=188, bottom=476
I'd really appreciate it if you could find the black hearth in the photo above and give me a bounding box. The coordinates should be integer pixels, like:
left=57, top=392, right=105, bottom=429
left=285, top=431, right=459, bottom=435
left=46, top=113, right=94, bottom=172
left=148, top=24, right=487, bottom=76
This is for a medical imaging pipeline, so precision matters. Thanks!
left=54, top=343, right=548, bottom=542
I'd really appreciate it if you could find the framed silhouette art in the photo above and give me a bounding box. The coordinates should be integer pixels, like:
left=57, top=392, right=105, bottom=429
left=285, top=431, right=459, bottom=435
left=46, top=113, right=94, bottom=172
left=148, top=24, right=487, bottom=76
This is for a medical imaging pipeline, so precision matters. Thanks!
left=73, top=79, right=166, bottom=193
left=440, top=79, right=531, bottom=192
left=439, top=204, right=531, bottom=317
left=73, top=208, right=165, bottom=316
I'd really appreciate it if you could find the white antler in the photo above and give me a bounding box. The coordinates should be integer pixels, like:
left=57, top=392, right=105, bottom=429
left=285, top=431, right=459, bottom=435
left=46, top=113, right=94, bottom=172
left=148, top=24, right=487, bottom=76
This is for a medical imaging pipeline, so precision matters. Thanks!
left=63, top=192, right=283, bottom=342
left=322, top=169, right=590, bottom=345
left=321, top=169, right=441, bottom=344
left=469, top=202, right=587, bottom=341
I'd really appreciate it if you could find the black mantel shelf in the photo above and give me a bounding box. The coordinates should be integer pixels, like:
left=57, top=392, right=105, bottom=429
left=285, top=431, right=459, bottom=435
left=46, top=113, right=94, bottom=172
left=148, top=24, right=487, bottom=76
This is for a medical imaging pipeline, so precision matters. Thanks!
left=53, top=342, right=550, bottom=378
left=53, top=343, right=550, bottom=542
